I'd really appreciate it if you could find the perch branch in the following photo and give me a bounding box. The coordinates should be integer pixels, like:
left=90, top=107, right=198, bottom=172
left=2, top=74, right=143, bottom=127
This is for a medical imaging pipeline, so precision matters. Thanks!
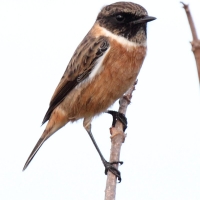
left=104, top=81, right=137, bottom=200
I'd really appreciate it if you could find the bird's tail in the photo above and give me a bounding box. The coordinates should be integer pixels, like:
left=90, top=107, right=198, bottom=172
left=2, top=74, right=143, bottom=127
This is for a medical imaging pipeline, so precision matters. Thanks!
left=22, top=132, right=48, bottom=171
left=23, top=108, right=68, bottom=171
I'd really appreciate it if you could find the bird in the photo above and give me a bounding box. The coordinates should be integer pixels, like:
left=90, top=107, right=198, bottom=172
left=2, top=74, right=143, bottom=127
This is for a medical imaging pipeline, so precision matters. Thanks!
left=23, top=1, right=156, bottom=181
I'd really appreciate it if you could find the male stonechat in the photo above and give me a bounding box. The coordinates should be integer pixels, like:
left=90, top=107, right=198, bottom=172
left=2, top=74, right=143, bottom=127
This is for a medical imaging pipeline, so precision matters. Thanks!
left=23, top=2, right=156, bottom=181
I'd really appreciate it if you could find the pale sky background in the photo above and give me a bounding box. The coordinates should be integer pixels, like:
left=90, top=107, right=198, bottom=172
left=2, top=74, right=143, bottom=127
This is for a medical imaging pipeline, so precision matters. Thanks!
left=0, top=0, right=200, bottom=199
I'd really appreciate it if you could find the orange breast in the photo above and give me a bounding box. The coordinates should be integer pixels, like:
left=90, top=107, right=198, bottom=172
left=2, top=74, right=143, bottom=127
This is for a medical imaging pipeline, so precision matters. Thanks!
left=59, top=37, right=146, bottom=121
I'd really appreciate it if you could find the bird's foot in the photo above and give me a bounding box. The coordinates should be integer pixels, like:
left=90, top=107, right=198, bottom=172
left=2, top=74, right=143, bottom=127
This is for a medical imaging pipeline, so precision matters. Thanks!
left=106, top=110, right=127, bottom=131
left=103, top=160, right=123, bottom=183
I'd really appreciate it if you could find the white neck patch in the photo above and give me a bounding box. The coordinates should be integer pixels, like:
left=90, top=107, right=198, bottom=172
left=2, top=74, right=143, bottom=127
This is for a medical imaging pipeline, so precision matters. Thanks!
left=99, top=26, right=147, bottom=47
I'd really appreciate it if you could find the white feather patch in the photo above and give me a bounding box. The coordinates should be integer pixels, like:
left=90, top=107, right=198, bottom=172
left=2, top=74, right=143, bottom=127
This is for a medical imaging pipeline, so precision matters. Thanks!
left=75, top=47, right=110, bottom=89
left=88, top=47, right=110, bottom=81
left=100, top=26, right=147, bottom=47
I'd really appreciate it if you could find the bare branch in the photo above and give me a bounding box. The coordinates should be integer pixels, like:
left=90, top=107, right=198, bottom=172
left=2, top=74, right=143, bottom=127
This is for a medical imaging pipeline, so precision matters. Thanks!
left=104, top=81, right=137, bottom=200
left=181, top=2, right=198, bottom=41
left=181, top=2, right=200, bottom=83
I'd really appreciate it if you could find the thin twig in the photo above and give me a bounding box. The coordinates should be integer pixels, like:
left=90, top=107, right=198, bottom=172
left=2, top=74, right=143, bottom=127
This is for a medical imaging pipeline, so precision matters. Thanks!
left=104, top=81, right=137, bottom=200
left=181, top=2, right=200, bottom=83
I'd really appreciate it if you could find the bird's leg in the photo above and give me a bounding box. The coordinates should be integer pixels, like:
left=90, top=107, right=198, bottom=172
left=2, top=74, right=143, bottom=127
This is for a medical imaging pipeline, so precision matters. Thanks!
left=106, top=110, right=128, bottom=131
left=83, top=118, right=123, bottom=182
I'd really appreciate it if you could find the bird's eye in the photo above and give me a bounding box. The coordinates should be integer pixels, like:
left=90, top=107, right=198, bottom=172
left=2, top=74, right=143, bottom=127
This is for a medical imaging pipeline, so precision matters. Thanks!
left=115, top=14, right=125, bottom=22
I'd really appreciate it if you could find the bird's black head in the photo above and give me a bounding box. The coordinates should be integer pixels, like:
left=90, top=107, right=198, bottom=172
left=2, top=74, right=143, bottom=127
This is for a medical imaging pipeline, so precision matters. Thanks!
left=97, top=2, right=156, bottom=44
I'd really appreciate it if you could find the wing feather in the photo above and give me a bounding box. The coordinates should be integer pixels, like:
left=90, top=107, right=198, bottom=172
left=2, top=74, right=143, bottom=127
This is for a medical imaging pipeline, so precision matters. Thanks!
left=42, top=35, right=109, bottom=125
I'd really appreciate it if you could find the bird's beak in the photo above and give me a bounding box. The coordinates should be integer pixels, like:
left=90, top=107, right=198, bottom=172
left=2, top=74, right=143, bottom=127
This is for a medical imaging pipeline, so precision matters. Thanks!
left=133, top=16, right=156, bottom=25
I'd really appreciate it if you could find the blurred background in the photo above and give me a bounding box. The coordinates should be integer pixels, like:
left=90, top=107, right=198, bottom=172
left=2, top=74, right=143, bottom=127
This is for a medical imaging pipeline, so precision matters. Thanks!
left=0, top=0, right=200, bottom=199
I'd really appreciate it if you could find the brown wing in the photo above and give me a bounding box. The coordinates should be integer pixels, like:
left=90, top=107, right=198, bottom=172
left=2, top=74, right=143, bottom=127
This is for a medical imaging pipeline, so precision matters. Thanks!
left=42, top=35, right=109, bottom=125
